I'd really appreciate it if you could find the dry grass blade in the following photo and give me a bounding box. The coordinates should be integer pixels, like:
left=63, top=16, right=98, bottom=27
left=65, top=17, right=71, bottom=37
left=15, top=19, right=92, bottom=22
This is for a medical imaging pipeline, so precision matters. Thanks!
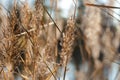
left=85, top=2, right=120, bottom=23
left=16, top=22, right=54, bottom=37
left=85, top=3, right=120, bottom=9
left=72, top=0, right=77, bottom=19
left=42, top=4, right=62, bottom=34
left=43, top=61, right=57, bottom=80
left=63, top=57, right=68, bottom=80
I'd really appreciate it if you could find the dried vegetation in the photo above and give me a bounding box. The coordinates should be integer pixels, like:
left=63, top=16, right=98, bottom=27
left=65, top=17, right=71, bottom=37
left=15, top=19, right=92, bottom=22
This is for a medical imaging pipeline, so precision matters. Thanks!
left=0, top=0, right=120, bottom=80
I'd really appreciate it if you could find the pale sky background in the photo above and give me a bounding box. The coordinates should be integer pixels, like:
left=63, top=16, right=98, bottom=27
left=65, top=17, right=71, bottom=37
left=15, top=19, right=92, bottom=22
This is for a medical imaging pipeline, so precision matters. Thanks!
left=0, top=0, right=109, bottom=18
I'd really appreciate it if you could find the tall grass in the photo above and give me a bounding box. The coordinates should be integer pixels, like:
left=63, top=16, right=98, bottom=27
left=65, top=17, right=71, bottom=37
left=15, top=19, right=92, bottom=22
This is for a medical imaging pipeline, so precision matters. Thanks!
left=0, top=0, right=120, bottom=80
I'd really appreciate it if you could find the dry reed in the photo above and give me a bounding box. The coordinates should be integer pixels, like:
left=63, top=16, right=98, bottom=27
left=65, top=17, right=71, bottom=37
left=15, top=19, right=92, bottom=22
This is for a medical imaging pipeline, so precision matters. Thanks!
left=0, top=0, right=120, bottom=80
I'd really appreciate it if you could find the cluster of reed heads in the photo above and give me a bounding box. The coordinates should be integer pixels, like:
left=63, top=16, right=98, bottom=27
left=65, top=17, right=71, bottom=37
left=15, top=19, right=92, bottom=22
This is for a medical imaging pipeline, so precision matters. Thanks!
left=0, top=0, right=120, bottom=80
